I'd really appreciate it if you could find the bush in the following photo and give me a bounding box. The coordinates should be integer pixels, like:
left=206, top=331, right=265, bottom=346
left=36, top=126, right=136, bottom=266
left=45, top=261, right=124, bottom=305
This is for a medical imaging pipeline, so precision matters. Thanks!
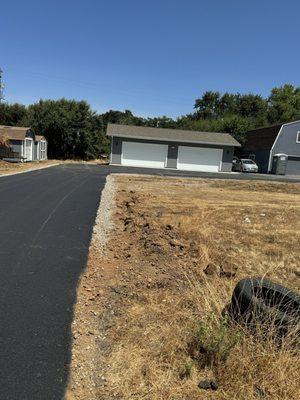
left=190, top=314, right=241, bottom=367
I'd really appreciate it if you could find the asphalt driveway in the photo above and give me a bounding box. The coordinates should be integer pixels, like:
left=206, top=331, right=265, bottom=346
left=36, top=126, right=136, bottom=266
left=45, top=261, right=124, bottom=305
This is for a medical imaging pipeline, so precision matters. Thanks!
left=0, top=164, right=107, bottom=400
left=105, top=164, right=300, bottom=183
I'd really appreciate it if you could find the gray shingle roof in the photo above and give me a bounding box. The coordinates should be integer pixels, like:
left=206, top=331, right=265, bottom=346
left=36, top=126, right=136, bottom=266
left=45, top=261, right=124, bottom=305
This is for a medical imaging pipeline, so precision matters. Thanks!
left=106, top=124, right=241, bottom=147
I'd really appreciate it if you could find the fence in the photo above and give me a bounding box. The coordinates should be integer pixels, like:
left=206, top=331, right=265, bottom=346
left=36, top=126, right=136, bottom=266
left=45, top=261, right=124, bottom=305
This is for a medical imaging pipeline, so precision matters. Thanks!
left=0, top=147, right=20, bottom=159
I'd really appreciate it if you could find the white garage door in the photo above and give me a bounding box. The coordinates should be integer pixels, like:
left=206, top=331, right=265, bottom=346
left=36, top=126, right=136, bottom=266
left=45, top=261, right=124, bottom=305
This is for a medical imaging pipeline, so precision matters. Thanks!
left=177, top=146, right=223, bottom=172
left=122, top=141, right=168, bottom=168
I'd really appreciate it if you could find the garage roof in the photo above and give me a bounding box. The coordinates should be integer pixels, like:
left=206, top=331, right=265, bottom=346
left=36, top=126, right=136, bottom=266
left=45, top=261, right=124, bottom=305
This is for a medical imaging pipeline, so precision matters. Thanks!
left=107, top=124, right=241, bottom=147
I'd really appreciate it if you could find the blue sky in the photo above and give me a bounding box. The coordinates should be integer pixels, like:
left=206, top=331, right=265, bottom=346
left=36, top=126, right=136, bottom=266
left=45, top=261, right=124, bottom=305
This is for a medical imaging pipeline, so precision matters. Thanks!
left=1, top=0, right=300, bottom=118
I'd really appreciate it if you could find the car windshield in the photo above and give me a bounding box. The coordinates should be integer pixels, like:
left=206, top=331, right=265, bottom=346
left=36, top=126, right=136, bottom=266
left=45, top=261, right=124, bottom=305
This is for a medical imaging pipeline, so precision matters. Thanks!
left=242, top=160, right=255, bottom=164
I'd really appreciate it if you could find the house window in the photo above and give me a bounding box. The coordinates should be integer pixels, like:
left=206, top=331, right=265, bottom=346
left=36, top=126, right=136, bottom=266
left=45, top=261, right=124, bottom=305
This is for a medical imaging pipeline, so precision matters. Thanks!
left=40, top=140, right=46, bottom=160
left=297, top=131, right=300, bottom=143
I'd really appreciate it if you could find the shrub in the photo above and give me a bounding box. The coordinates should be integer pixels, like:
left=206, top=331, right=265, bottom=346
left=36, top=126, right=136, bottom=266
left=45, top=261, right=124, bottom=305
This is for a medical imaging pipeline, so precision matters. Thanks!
left=190, top=313, right=241, bottom=368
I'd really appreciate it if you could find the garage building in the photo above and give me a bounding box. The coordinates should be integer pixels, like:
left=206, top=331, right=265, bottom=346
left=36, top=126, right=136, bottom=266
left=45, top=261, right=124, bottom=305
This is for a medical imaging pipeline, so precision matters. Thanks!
left=242, top=120, right=300, bottom=174
left=107, top=124, right=240, bottom=172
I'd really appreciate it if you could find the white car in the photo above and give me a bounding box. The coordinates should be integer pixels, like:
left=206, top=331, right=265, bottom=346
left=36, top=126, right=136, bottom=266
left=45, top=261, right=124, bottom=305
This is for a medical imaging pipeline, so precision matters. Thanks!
left=233, top=158, right=258, bottom=173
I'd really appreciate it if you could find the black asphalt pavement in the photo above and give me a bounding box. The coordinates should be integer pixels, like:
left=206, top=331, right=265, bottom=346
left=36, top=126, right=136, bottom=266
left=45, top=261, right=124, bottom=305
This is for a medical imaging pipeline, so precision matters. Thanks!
left=0, top=164, right=107, bottom=400
left=106, top=164, right=300, bottom=183
left=0, top=163, right=299, bottom=400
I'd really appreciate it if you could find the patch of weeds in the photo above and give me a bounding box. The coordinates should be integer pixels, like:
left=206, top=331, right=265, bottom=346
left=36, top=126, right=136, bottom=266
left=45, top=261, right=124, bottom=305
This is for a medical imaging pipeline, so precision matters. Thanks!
left=266, top=234, right=276, bottom=243
left=190, top=314, right=241, bottom=368
left=179, top=360, right=193, bottom=379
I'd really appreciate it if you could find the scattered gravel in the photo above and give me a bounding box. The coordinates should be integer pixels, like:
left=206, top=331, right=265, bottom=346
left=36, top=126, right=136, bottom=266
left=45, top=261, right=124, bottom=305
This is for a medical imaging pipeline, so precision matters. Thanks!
left=92, top=174, right=116, bottom=254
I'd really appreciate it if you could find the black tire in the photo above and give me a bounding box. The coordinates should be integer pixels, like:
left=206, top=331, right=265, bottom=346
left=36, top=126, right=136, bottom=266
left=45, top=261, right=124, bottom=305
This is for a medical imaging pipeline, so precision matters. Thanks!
left=228, top=278, right=300, bottom=328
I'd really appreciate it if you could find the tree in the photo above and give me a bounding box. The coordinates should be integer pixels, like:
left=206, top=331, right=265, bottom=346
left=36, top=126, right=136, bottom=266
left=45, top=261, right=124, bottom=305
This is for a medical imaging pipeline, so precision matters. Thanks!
left=102, top=109, right=143, bottom=127
left=237, top=94, right=268, bottom=122
left=219, top=115, right=254, bottom=144
left=268, top=84, right=300, bottom=124
left=0, top=103, right=27, bottom=126
left=25, top=99, right=106, bottom=160
left=194, top=91, right=221, bottom=119
left=193, top=91, right=268, bottom=122
left=144, top=116, right=177, bottom=129
left=218, top=93, right=240, bottom=116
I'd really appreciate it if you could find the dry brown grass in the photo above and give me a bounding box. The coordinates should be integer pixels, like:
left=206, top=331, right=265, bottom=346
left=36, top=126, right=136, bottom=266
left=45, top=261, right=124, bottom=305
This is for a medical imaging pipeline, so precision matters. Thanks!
left=68, top=175, right=300, bottom=400
left=0, top=159, right=105, bottom=175
left=0, top=134, right=10, bottom=148
left=0, top=159, right=60, bottom=174
left=106, top=278, right=300, bottom=400
left=187, top=278, right=300, bottom=400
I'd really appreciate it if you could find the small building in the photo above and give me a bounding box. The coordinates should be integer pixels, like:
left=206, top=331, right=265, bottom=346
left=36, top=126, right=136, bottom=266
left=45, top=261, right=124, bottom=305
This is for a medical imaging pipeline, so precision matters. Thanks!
left=0, top=125, right=47, bottom=162
left=243, top=120, right=300, bottom=175
left=107, top=124, right=240, bottom=172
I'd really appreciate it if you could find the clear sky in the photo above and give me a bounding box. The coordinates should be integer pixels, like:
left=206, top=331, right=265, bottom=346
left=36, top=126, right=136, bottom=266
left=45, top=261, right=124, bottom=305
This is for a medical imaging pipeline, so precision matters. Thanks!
left=1, top=0, right=300, bottom=118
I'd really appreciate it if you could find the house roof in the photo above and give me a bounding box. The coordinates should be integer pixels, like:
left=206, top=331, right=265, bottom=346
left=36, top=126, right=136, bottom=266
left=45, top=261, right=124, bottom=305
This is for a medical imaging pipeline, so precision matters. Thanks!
left=0, top=126, right=44, bottom=142
left=0, top=125, right=30, bottom=141
left=244, top=124, right=282, bottom=150
left=106, top=123, right=241, bottom=147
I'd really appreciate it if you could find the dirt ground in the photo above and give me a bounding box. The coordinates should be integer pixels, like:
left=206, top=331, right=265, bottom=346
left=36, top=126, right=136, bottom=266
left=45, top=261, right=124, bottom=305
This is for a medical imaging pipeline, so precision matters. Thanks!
left=66, top=174, right=300, bottom=400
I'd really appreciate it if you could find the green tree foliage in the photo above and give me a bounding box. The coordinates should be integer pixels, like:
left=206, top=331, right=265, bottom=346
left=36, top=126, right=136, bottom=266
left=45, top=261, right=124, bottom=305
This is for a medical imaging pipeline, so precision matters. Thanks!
left=194, top=91, right=268, bottom=121
left=0, top=103, right=27, bottom=126
left=25, top=99, right=108, bottom=160
left=102, top=109, right=143, bottom=127
left=192, top=86, right=300, bottom=142
left=144, top=116, right=178, bottom=129
left=194, top=91, right=221, bottom=119
left=219, top=115, right=254, bottom=144
left=268, top=84, right=300, bottom=123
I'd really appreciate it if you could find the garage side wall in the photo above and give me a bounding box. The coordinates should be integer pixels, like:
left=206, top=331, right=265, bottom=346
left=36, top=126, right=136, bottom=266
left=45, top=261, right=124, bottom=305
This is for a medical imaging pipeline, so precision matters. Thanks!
left=110, top=136, right=234, bottom=171
left=272, top=121, right=300, bottom=156
left=272, top=121, right=300, bottom=174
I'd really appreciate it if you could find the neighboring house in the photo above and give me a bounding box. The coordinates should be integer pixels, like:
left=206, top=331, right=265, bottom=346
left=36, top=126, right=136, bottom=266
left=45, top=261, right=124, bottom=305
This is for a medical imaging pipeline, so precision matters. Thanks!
left=107, top=124, right=240, bottom=172
left=0, top=125, right=47, bottom=162
left=242, top=120, right=300, bottom=174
